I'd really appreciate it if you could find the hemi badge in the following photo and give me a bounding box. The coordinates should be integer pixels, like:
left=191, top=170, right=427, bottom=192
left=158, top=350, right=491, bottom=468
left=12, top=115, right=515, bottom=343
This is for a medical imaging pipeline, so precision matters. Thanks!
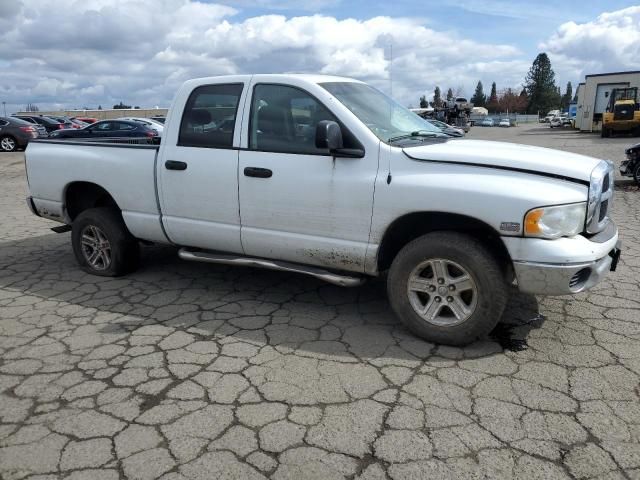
left=500, top=222, right=521, bottom=233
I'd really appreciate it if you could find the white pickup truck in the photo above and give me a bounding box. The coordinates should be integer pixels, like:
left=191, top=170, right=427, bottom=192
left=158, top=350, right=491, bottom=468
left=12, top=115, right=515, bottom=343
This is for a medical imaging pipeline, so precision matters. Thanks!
left=25, top=74, right=621, bottom=345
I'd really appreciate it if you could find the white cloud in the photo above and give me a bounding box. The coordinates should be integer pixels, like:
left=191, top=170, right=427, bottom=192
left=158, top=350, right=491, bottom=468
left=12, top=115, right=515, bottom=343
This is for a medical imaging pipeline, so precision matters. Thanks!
left=8, top=0, right=623, bottom=112
left=541, top=6, right=640, bottom=83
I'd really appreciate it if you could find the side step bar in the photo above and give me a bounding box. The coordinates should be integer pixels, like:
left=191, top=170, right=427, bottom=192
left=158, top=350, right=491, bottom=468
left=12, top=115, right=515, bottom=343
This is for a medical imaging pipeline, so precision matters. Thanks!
left=178, top=248, right=366, bottom=287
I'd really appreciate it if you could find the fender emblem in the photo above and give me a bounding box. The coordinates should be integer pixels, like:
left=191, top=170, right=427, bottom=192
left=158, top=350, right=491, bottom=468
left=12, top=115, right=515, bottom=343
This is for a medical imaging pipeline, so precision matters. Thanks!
left=500, top=222, right=521, bottom=233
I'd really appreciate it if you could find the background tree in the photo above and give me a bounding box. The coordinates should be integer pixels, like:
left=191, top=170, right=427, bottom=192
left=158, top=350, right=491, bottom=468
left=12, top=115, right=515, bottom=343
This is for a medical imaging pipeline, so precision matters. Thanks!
left=446, top=88, right=454, bottom=102
left=98, top=105, right=102, bottom=110
left=419, top=95, right=428, bottom=108
left=431, top=86, right=442, bottom=108
left=486, top=82, right=499, bottom=113
left=113, top=101, right=132, bottom=109
left=560, top=81, right=573, bottom=111
left=524, top=52, right=558, bottom=115
left=498, top=88, right=528, bottom=113
left=471, top=81, right=486, bottom=107
left=25, top=103, right=39, bottom=112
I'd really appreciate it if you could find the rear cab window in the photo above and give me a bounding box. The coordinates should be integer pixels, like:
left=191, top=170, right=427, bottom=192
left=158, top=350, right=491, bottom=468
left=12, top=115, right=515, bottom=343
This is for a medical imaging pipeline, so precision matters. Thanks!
left=178, top=83, right=243, bottom=149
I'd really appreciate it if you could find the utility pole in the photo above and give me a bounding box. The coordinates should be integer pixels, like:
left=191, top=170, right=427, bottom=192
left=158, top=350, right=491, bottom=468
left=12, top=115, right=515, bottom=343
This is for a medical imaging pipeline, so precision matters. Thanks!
left=2, top=102, right=6, bottom=117
left=389, top=43, right=393, bottom=97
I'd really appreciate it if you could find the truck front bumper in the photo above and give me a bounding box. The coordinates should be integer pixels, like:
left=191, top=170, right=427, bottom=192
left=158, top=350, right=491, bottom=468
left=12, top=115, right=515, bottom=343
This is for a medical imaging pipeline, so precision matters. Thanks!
left=504, top=222, right=621, bottom=296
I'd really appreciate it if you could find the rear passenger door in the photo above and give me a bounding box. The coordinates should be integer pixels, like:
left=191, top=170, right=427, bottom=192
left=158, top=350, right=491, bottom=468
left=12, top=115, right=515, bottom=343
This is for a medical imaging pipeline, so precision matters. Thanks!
left=112, top=122, right=137, bottom=137
left=157, top=81, right=248, bottom=253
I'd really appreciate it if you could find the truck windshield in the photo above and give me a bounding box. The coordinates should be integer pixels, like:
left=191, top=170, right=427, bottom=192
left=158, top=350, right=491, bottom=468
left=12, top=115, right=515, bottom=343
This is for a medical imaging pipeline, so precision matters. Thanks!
left=320, top=82, right=442, bottom=143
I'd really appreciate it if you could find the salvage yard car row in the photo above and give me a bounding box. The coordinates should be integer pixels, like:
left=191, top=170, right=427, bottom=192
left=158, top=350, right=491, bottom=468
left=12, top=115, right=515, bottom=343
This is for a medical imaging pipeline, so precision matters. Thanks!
left=0, top=114, right=165, bottom=151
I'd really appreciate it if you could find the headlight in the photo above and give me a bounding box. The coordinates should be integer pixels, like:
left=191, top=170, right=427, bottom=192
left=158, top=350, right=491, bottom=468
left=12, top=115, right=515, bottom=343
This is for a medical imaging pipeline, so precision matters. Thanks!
left=524, top=203, right=586, bottom=239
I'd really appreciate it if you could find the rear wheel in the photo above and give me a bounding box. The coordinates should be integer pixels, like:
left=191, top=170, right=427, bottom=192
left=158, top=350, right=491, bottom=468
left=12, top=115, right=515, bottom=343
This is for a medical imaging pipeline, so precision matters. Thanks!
left=387, top=232, right=509, bottom=345
left=0, top=136, right=17, bottom=152
left=72, top=207, right=140, bottom=276
left=601, top=127, right=611, bottom=138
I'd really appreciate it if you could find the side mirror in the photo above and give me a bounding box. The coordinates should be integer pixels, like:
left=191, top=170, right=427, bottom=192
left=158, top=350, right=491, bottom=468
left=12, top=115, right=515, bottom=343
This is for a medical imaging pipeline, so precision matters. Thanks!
left=315, top=120, right=365, bottom=158
left=315, top=120, right=343, bottom=151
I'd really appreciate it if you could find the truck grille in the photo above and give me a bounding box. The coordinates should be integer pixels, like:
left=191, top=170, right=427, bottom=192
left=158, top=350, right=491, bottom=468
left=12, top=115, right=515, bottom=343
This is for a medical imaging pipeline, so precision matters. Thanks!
left=598, top=199, right=608, bottom=222
left=586, top=164, right=614, bottom=234
left=614, top=104, right=634, bottom=121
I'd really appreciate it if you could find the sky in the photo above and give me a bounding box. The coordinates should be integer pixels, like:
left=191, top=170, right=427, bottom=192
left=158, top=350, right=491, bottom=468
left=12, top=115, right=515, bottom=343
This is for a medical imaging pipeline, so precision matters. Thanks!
left=0, top=0, right=639, bottom=112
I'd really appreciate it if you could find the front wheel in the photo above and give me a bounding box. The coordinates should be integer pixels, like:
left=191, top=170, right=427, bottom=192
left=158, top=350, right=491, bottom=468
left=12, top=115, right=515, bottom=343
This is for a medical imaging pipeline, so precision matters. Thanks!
left=72, top=207, right=140, bottom=276
left=387, top=232, right=509, bottom=345
left=633, top=163, right=640, bottom=187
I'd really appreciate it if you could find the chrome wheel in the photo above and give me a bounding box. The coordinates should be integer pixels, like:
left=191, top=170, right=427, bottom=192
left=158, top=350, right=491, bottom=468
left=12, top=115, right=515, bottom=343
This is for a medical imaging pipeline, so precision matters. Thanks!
left=80, top=225, right=111, bottom=271
left=0, top=137, right=16, bottom=151
left=407, top=258, right=478, bottom=326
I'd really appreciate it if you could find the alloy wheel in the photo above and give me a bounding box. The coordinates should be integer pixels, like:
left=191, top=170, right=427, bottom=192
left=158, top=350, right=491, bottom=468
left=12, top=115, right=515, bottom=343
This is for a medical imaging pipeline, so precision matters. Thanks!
left=407, top=258, right=478, bottom=326
left=80, top=225, right=112, bottom=271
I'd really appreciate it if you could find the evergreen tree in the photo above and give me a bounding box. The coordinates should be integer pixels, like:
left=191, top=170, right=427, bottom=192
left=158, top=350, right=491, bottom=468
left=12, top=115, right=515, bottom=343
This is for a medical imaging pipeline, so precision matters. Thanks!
left=524, top=53, right=558, bottom=115
left=487, top=82, right=499, bottom=113
left=446, top=88, right=454, bottom=102
left=98, top=105, right=102, bottom=110
left=489, top=82, right=498, bottom=102
left=432, top=86, right=442, bottom=108
left=419, top=95, right=428, bottom=108
left=470, top=81, right=486, bottom=107
left=561, top=81, right=573, bottom=110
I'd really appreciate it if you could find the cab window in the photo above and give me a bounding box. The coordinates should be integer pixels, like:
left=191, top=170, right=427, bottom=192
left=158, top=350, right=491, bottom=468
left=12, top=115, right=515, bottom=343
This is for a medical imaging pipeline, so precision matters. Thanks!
left=178, top=83, right=243, bottom=149
left=249, top=84, right=355, bottom=155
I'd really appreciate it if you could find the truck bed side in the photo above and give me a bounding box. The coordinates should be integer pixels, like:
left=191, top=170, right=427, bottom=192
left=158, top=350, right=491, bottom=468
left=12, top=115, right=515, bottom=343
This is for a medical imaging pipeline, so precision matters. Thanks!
left=25, top=140, right=168, bottom=243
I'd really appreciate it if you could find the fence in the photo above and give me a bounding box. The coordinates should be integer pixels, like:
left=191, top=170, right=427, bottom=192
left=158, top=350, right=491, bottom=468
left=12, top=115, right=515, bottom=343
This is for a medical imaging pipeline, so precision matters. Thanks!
left=469, top=113, right=540, bottom=124
left=470, top=113, right=540, bottom=124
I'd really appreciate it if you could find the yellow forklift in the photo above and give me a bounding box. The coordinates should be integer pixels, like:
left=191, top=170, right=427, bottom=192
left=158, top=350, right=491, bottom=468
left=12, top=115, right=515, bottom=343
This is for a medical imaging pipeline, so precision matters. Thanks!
left=601, top=87, right=640, bottom=137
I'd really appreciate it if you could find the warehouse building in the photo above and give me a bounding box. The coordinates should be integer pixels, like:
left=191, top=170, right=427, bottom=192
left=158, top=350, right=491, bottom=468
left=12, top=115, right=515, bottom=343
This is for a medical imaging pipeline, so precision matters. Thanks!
left=575, top=70, right=640, bottom=132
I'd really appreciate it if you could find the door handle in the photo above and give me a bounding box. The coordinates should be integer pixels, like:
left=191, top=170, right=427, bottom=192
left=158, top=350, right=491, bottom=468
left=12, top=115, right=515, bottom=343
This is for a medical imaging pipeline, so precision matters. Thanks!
left=165, top=160, right=187, bottom=171
left=244, top=167, right=272, bottom=178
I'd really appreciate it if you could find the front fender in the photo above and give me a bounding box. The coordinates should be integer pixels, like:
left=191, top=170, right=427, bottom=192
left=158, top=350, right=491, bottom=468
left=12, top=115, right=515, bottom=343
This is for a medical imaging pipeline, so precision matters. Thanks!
left=365, top=150, right=587, bottom=274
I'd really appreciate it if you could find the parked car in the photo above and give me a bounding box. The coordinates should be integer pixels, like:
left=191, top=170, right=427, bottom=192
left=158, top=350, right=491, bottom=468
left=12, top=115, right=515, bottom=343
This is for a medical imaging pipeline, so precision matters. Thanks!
left=45, top=116, right=76, bottom=129
left=116, top=117, right=164, bottom=136
left=426, top=119, right=464, bottom=137
left=499, top=119, right=511, bottom=127
left=13, top=115, right=67, bottom=134
left=48, top=119, right=159, bottom=139
left=0, top=116, right=40, bottom=151
left=25, top=74, right=620, bottom=346
left=150, top=116, right=166, bottom=124
left=549, top=116, right=572, bottom=128
left=620, top=142, right=640, bottom=185
left=480, top=118, right=494, bottom=127
left=71, top=117, right=98, bottom=124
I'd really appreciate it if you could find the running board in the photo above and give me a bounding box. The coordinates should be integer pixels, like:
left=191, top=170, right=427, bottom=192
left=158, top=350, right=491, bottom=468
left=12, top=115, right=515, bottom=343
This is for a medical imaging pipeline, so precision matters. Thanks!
left=178, top=248, right=366, bottom=287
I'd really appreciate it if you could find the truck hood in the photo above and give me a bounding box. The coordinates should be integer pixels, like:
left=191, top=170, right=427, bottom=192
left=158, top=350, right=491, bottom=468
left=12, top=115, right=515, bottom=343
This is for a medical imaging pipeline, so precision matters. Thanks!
left=403, top=139, right=602, bottom=182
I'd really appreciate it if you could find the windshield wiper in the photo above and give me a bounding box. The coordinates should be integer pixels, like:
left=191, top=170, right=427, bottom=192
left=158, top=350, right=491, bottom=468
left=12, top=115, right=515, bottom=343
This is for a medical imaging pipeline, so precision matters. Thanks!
left=388, top=130, right=444, bottom=143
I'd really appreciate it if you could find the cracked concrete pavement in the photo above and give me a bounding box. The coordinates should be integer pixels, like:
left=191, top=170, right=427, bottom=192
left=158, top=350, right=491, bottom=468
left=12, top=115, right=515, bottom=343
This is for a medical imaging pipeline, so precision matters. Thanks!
left=1, top=125, right=640, bottom=479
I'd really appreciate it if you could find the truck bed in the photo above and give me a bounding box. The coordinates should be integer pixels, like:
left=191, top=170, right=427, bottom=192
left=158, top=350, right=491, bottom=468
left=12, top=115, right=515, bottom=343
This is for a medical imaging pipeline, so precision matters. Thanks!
left=25, top=139, right=167, bottom=243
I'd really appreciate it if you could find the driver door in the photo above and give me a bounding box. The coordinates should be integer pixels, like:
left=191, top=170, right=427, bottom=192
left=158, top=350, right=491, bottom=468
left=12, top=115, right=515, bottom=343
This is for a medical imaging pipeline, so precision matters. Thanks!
left=238, top=81, right=379, bottom=273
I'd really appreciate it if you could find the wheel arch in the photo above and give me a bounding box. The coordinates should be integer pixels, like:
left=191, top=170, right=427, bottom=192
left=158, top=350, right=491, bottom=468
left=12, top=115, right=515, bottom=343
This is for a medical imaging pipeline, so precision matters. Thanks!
left=376, top=211, right=512, bottom=275
left=64, top=181, right=121, bottom=222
